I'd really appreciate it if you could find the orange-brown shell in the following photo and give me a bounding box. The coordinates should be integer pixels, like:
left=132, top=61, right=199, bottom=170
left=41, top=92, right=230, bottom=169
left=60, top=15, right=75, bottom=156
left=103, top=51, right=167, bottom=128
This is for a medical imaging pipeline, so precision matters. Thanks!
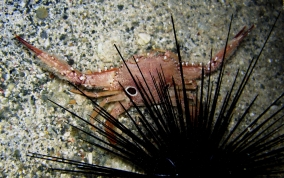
left=112, top=51, right=181, bottom=105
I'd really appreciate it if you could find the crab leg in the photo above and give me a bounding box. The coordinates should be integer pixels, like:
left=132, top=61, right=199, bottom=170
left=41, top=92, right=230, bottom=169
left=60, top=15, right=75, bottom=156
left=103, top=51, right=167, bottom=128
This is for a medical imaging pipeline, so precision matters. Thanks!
left=91, top=92, right=128, bottom=119
left=15, top=35, right=118, bottom=89
left=70, top=89, right=121, bottom=98
left=105, top=100, right=133, bottom=144
left=89, top=93, right=132, bottom=144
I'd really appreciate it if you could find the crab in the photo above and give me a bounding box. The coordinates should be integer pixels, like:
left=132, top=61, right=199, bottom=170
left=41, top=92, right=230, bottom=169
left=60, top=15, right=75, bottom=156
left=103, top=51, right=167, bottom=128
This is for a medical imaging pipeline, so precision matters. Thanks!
left=15, top=24, right=254, bottom=143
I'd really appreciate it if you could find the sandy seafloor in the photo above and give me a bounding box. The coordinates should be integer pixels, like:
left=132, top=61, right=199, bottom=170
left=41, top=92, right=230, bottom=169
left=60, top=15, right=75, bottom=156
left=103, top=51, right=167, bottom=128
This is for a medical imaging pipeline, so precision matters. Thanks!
left=0, top=0, right=283, bottom=177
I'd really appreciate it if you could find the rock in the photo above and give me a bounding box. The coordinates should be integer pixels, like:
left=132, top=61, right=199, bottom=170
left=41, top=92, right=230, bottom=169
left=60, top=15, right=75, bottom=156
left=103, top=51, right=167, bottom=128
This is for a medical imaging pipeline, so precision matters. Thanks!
left=137, top=33, right=151, bottom=45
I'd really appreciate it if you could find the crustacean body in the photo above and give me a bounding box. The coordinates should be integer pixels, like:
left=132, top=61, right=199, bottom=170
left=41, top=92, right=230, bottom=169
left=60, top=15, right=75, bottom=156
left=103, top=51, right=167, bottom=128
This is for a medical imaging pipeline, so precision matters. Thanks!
left=15, top=24, right=253, bottom=143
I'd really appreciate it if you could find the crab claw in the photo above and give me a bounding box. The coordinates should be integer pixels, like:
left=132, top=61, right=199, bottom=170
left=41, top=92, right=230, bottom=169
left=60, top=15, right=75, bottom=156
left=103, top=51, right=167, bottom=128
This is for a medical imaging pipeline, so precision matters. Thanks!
left=15, top=35, right=85, bottom=84
left=15, top=35, right=118, bottom=89
left=206, top=25, right=255, bottom=72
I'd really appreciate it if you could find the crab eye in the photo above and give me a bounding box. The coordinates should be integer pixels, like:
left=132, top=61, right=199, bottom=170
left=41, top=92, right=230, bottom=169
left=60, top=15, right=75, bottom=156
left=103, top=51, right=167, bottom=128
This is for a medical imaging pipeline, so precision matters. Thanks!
left=125, top=86, right=137, bottom=96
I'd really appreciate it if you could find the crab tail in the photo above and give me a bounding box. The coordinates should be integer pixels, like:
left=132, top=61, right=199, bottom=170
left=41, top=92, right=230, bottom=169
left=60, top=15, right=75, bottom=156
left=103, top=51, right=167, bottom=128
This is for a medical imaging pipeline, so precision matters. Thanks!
left=206, top=25, right=255, bottom=73
left=15, top=35, right=117, bottom=88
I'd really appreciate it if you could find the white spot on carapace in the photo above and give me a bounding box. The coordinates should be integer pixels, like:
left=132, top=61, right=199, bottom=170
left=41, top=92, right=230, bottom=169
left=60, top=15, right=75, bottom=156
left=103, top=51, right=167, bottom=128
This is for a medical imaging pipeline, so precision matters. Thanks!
left=79, top=75, right=86, bottom=81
